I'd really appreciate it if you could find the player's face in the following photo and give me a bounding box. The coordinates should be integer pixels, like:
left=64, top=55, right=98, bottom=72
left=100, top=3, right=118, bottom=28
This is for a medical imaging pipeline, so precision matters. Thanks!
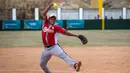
left=49, top=17, right=56, bottom=25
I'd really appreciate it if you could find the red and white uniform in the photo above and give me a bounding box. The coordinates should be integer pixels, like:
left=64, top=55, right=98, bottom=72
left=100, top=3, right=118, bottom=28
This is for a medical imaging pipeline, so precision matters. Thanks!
left=42, top=15, right=66, bottom=46
left=40, top=15, right=77, bottom=73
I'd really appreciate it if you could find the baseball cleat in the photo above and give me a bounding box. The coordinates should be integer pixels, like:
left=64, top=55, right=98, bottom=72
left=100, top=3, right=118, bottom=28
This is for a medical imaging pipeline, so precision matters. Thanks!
left=74, top=61, right=82, bottom=72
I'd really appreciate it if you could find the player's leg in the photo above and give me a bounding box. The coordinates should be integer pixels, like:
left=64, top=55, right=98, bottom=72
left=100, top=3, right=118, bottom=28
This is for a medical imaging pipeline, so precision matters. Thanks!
left=40, top=49, right=52, bottom=73
left=50, top=44, right=82, bottom=71
left=57, top=46, right=82, bottom=72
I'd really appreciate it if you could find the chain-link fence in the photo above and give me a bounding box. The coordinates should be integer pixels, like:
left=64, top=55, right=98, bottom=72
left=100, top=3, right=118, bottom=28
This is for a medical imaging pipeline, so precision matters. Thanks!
left=61, top=9, right=79, bottom=20
left=83, top=8, right=98, bottom=19
left=104, top=8, right=122, bottom=19
left=126, top=8, right=130, bottom=19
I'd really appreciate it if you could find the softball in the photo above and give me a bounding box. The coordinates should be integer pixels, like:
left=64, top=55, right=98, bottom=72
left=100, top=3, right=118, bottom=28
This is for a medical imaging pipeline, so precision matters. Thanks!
left=53, top=3, right=58, bottom=8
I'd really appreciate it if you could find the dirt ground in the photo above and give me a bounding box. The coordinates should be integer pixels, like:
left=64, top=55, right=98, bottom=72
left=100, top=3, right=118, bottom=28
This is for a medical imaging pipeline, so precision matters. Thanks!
left=0, top=46, right=130, bottom=73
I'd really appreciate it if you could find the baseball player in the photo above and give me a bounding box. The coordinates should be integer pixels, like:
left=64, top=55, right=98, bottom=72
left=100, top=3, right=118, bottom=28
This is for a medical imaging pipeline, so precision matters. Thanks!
left=40, top=3, right=88, bottom=73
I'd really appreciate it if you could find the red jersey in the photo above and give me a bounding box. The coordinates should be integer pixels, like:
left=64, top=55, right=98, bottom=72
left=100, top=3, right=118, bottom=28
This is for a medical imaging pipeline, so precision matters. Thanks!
left=42, top=15, right=66, bottom=46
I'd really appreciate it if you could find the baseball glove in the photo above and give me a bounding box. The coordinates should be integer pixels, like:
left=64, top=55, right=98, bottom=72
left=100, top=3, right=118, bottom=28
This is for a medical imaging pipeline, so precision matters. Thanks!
left=78, top=35, right=88, bottom=45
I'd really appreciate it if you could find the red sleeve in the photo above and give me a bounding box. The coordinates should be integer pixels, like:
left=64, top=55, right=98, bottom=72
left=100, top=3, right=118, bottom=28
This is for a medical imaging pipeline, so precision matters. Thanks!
left=55, top=25, right=66, bottom=34
left=45, top=15, right=49, bottom=23
left=43, top=15, right=49, bottom=27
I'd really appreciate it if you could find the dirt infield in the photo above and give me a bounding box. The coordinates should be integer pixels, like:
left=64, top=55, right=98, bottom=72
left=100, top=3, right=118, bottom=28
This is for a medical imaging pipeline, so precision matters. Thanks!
left=0, top=46, right=130, bottom=73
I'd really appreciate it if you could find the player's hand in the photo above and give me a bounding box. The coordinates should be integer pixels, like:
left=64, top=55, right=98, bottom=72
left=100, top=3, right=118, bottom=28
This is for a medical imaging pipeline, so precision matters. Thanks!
left=49, top=2, right=54, bottom=6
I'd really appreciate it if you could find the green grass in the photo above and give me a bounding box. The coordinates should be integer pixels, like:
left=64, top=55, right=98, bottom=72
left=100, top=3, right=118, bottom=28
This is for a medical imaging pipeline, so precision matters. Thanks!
left=0, top=30, right=130, bottom=47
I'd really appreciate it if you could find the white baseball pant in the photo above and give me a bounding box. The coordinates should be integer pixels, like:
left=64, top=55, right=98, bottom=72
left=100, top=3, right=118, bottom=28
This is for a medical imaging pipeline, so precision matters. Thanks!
left=40, top=44, right=77, bottom=73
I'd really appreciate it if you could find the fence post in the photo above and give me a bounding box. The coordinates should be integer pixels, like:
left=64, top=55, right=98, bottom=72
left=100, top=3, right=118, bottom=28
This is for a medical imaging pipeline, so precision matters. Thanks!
left=35, top=8, right=39, bottom=20
left=102, top=8, right=104, bottom=19
left=123, top=7, right=126, bottom=19
left=102, top=8, right=105, bottom=30
left=12, top=8, right=16, bottom=20
left=57, top=8, right=61, bottom=20
left=79, top=8, right=83, bottom=20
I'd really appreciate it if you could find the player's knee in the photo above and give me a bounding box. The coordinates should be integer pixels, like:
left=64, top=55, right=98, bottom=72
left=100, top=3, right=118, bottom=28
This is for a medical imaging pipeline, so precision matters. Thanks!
left=59, top=53, right=69, bottom=59
left=40, top=61, right=46, bottom=68
left=40, top=62, right=44, bottom=68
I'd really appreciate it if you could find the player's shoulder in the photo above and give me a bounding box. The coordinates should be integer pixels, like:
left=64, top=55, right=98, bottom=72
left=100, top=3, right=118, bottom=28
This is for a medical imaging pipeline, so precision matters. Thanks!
left=54, top=24, right=59, bottom=26
left=54, top=25, right=63, bottom=28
